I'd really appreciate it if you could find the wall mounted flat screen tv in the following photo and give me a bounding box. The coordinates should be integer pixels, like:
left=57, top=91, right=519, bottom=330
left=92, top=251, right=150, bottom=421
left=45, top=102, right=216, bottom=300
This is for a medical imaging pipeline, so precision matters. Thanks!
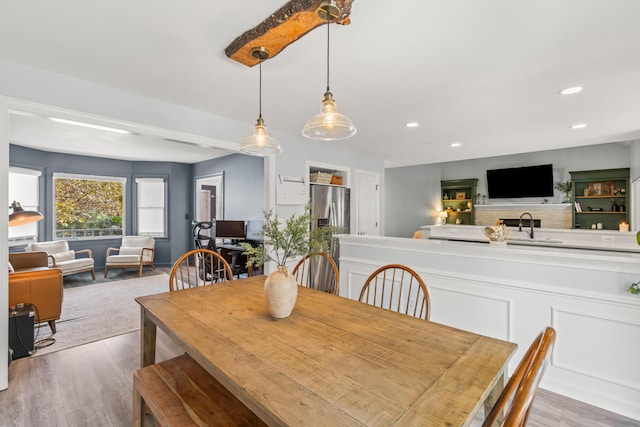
left=486, top=164, right=554, bottom=199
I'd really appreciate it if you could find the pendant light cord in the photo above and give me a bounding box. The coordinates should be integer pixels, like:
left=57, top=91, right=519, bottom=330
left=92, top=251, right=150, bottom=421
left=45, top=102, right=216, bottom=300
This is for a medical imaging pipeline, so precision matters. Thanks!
left=258, top=57, right=263, bottom=119
left=326, top=19, right=331, bottom=92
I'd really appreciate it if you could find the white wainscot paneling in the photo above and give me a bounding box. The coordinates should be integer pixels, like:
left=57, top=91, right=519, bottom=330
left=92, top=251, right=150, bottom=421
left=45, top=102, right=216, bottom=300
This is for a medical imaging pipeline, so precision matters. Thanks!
left=552, top=307, right=640, bottom=388
left=344, top=267, right=374, bottom=301
left=429, top=284, right=511, bottom=341
left=548, top=306, right=640, bottom=418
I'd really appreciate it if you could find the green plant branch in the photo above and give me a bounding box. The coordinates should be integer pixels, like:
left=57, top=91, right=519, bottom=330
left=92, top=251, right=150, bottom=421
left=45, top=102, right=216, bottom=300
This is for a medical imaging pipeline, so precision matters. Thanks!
left=242, top=204, right=336, bottom=268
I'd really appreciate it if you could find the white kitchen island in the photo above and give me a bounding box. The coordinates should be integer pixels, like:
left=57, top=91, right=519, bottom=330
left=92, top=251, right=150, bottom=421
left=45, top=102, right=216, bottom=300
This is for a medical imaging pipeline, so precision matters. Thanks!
left=337, top=231, right=640, bottom=421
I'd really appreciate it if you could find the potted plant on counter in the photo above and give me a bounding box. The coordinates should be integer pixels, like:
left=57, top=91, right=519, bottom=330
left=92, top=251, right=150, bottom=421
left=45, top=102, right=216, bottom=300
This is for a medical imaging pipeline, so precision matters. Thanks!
left=242, top=205, right=334, bottom=319
left=555, top=181, right=572, bottom=203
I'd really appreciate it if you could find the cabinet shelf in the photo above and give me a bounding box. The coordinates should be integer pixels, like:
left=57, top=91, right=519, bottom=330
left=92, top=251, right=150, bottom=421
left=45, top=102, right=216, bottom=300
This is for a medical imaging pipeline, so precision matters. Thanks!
left=570, top=168, right=630, bottom=230
left=441, top=179, right=478, bottom=225
left=575, top=195, right=626, bottom=199
left=575, top=212, right=626, bottom=215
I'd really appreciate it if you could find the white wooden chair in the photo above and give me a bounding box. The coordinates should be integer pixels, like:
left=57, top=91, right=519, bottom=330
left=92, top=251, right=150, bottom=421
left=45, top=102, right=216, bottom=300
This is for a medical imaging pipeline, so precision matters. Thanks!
left=104, top=236, right=155, bottom=278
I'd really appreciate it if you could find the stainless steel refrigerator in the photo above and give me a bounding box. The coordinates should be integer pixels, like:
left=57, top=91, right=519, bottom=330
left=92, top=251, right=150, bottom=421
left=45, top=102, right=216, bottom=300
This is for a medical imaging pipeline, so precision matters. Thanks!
left=310, top=184, right=350, bottom=268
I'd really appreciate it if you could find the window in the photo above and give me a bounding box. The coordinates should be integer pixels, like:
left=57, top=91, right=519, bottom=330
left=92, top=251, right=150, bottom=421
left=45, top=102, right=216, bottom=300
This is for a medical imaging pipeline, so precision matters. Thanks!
left=53, top=173, right=126, bottom=239
left=8, top=166, right=41, bottom=246
left=136, top=177, right=166, bottom=237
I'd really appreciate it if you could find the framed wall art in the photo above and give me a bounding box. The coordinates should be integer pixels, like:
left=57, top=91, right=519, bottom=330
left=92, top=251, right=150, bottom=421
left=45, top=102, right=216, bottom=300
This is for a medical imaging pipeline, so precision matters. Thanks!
left=587, top=181, right=614, bottom=196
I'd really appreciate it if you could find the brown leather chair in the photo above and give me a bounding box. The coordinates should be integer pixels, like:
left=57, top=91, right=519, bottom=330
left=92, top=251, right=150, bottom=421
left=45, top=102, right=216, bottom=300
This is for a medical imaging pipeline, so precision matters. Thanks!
left=9, top=252, right=63, bottom=333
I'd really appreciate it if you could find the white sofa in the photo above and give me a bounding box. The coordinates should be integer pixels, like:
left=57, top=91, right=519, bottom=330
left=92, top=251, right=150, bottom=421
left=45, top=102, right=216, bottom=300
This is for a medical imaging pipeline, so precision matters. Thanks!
left=104, top=235, right=155, bottom=278
left=26, top=240, right=95, bottom=280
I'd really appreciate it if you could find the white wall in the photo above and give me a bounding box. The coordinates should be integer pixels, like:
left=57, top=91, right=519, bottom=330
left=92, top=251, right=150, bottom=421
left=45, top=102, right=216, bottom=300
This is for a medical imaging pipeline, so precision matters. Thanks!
left=385, top=142, right=639, bottom=238
left=1, top=97, right=9, bottom=388
left=0, top=59, right=385, bottom=389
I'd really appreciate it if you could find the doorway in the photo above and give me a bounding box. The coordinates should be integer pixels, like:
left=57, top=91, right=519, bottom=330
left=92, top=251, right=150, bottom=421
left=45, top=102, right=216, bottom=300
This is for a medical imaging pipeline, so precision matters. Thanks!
left=195, top=173, right=224, bottom=238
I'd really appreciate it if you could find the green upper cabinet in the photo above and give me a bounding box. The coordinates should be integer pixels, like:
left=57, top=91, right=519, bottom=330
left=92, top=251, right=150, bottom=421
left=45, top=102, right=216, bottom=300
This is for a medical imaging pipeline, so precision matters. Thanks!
left=570, top=168, right=630, bottom=230
left=441, top=179, right=478, bottom=225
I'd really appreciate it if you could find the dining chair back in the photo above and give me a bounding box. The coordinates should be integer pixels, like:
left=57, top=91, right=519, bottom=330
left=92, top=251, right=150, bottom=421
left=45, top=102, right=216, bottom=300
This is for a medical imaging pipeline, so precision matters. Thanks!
left=482, top=327, right=556, bottom=427
left=169, top=249, right=233, bottom=292
left=292, top=252, right=339, bottom=294
left=359, top=264, right=430, bottom=320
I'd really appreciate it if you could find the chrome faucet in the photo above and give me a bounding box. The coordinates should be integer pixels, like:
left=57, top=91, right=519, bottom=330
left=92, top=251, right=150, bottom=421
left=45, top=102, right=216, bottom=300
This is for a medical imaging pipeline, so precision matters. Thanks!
left=519, top=212, right=534, bottom=239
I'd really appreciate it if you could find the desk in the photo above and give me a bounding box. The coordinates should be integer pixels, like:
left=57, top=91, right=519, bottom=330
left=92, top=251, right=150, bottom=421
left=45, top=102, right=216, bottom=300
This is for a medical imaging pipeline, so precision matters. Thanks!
left=218, top=243, right=247, bottom=275
left=137, top=276, right=517, bottom=426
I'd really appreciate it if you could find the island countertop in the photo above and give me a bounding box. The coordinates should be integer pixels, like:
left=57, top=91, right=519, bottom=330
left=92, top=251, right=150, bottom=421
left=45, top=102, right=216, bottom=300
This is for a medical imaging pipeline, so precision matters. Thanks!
left=420, top=224, right=640, bottom=253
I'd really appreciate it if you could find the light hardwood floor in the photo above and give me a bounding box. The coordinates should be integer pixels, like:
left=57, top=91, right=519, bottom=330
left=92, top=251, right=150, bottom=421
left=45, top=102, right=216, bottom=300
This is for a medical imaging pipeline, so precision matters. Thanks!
left=1, top=269, right=638, bottom=426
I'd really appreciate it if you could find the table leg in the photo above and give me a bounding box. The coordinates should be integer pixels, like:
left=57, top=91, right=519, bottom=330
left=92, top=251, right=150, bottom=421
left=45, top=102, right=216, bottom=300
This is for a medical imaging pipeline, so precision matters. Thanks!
left=484, top=369, right=506, bottom=423
left=140, top=308, right=157, bottom=367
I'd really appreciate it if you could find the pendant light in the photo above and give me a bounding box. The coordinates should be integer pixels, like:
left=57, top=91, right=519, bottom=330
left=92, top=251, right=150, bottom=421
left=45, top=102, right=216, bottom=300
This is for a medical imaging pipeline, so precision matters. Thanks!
left=240, top=47, right=282, bottom=156
left=302, top=0, right=356, bottom=141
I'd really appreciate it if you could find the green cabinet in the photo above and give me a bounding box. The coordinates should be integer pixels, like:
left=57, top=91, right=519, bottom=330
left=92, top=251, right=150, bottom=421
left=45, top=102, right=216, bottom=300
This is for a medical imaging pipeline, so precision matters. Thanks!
left=570, top=168, right=630, bottom=230
left=441, top=179, right=478, bottom=225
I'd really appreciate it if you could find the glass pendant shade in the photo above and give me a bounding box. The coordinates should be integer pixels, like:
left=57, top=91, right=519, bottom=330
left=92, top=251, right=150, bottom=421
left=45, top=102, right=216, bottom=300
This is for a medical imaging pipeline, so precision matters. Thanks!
left=302, top=90, right=356, bottom=140
left=8, top=201, right=44, bottom=227
left=239, top=46, right=282, bottom=156
left=240, top=117, right=282, bottom=156
left=303, top=2, right=356, bottom=141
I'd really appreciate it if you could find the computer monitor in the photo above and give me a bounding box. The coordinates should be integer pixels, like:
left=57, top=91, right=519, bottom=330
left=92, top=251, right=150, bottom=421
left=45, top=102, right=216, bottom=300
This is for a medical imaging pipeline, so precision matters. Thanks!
left=214, top=220, right=245, bottom=240
left=245, top=220, right=263, bottom=242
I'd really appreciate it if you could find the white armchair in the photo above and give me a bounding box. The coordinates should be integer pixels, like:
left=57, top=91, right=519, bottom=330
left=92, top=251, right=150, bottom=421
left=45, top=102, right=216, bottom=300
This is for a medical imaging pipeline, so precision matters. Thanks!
left=104, top=236, right=155, bottom=278
left=26, top=240, right=95, bottom=280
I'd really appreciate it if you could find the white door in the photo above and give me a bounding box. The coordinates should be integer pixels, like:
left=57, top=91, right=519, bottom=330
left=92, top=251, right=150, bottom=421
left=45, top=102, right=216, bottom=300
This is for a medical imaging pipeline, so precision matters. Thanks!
left=355, top=169, right=380, bottom=236
left=195, top=173, right=224, bottom=237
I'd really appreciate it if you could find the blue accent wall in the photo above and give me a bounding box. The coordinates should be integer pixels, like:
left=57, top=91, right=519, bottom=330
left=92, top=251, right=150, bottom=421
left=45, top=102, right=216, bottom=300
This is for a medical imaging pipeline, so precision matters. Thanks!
left=10, top=145, right=264, bottom=268
left=193, top=153, right=264, bottom=220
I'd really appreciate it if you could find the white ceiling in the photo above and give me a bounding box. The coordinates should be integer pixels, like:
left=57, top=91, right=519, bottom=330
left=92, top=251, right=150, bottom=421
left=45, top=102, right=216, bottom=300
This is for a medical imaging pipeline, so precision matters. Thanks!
left=2, top=1, right=640, bottom=166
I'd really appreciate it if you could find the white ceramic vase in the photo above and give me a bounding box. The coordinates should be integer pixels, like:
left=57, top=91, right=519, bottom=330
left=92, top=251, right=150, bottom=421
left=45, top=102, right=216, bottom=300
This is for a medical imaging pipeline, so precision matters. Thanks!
left=264, top=265, right=298, bottom=319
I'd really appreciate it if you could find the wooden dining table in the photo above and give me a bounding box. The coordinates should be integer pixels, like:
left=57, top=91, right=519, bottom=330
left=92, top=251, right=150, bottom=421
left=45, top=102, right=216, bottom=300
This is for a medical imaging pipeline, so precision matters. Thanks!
left=136, top=275, right=517, bottom=426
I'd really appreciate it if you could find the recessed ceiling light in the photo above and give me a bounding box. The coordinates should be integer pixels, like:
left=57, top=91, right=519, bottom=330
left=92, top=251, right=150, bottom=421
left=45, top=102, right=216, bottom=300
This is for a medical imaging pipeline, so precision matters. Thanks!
left=405, top=122, right=419, bottom=128
left=571, top=123, right=588, bottom=129
left=558, top=86, right=583, bottom=95
left=48, top=117, right=131, bottom=134
left=450, top=142, right=462, bottom=148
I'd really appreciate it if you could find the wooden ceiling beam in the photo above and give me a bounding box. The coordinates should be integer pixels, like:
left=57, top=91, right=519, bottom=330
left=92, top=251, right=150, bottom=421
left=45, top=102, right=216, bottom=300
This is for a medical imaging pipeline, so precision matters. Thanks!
left=225, top=0, right=354, bottom=67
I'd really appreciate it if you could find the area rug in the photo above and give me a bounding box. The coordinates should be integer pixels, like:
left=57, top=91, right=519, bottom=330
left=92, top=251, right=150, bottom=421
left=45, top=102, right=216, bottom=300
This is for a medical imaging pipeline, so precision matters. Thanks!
left=31, top=273, right=170, bottom=357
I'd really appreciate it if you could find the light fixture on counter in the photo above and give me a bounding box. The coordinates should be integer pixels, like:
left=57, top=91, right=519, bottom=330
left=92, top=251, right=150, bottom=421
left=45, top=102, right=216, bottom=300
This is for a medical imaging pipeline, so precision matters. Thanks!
left=8, top=201, right=44, bottom=227
left=239, top=47, right=283, bottom=156
left=302, top=0, right=356, bottom=141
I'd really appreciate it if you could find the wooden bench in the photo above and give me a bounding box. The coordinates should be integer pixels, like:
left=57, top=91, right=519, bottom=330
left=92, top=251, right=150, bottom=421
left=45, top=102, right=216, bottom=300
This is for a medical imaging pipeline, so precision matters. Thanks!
left=133, top=353, right=267, bottom=427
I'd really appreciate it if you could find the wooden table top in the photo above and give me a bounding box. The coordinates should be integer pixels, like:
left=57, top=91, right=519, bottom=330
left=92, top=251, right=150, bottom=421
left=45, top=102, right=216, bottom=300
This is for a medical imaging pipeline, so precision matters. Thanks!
left=137, top=275, right=517, bottom=426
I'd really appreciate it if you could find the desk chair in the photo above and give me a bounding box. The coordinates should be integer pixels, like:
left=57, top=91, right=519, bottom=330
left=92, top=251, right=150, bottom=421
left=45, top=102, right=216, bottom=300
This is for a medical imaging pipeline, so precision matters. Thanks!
left=169, top=249, right=234, bottom=292
left=483, top=327, right=556, bottom=427
left=293, top=252, right=339, bottom=294
left=193, top=221, right=243, bottom=278
left=359, top=264, right=430, bottom=320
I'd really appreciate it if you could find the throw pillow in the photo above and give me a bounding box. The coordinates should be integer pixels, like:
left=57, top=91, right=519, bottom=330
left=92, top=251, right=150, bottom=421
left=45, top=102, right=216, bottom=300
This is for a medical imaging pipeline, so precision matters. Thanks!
left=55, top=250, right=76, bottom=262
